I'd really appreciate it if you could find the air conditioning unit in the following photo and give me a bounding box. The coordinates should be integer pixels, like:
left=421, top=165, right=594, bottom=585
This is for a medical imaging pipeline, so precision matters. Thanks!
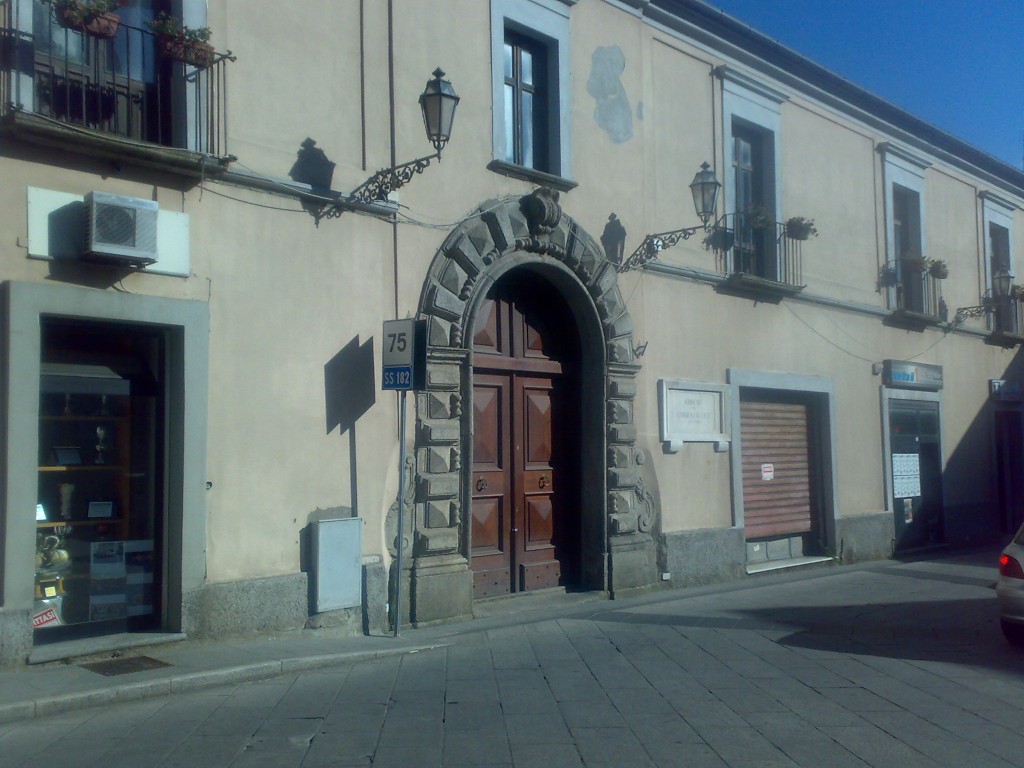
left=83, top=191, right=159, bottom=267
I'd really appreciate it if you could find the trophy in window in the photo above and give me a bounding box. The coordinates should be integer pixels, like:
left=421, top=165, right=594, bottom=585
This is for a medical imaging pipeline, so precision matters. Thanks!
left=95, top=426, right=107, bottom=465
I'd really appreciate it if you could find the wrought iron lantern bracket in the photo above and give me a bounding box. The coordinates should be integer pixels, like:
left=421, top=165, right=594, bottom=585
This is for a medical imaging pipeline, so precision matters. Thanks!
left=617, top=226, right=702, bottom=273
left=950, top=302, right=991, bottom=327
left=349, top=153, right=438, bottom=205
left=616, top=162, right=720, bottom=273
left=310, top=68, right=458, bottom=225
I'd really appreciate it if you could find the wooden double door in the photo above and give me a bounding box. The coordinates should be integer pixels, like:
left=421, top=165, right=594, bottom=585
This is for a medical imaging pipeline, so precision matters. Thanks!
left=471, top=276, right=580, bottom=598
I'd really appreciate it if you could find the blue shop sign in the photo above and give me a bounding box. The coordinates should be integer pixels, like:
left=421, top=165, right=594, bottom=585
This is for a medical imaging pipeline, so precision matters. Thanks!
left=883, top=360, right=943, bottom=391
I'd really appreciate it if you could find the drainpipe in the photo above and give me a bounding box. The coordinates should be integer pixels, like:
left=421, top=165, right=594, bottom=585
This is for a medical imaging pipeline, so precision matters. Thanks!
left=388, top=0, right=399, bottom=318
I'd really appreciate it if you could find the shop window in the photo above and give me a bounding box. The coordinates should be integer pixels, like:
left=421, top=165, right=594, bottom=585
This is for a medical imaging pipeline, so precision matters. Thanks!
left=33, top=320, right=164, bottom=643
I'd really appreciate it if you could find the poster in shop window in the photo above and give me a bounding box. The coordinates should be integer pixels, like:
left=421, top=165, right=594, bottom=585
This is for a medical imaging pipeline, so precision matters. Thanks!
left=892, top=453, right=921, bottom=498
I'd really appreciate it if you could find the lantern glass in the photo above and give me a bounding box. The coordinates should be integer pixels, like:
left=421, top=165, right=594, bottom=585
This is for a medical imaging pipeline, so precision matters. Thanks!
left=994, top=267, right=1013, bottom=298
left=420, top=68, right=460, bottom=155
left=689, top=162, right=721, bottom=226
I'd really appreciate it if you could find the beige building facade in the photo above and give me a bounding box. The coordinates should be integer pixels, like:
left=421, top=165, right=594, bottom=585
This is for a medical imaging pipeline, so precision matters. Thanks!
left=1, top=0, right=1022, bottom=666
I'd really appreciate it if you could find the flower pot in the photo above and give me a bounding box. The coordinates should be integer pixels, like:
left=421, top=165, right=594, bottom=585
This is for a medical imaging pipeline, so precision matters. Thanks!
left=57, top=7, right=120, bottom=39
left=702, top=227, right=734, bottom=253
left=928, top=262, right=949, bottom=280
left=157, top=36, right=215, bottom=68
left=901, top=256, right=927, bottom=273
left=785, top=219, right=815, bottom=241
left=878, top=267, right=899, bottom=288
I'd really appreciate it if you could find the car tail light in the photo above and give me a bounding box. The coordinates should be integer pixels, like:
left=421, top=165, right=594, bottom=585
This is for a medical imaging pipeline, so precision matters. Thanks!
left=1000, top=554, right=1024, bottom=579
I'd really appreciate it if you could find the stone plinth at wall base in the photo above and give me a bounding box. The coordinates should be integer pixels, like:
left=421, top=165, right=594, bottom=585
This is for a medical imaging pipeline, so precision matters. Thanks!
left=362, top=559, right=389, bottom=636
left=305, top=606, right=361, bottom=634
left=665, top=528, right=745, bottom=588
left=0, top=609, right=32, bottom=668
left=410, top=554, right=473, bottom=627
left=608, top=535, right=658, bottom=597
left=836, top=513, right=895, bottom=564
left=184, top=573, right=309, bottom=640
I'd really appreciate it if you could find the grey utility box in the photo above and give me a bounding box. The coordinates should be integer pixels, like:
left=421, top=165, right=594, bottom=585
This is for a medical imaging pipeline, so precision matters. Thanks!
left=312, top=518, right=362, bottom=612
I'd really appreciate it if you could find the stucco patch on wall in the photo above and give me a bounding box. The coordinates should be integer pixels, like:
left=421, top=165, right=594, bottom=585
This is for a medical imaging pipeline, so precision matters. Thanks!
left=587, top=45, right=633, bottom=144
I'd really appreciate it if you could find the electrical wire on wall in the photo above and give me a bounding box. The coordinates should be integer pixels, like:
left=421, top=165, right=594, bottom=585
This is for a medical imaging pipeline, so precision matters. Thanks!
left=784, top=301, right=951, bottom=364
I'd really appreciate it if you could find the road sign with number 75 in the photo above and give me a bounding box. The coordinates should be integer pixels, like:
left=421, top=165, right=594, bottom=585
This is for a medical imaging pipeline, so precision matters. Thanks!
left=381, top=319, right=426, bottom=391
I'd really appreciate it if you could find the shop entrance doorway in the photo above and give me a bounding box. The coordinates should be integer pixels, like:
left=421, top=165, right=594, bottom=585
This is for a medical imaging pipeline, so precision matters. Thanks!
left=33, top=319, right=165, bottom=644
left=889, top=399, right=943, bottom=552
left=470, top=273, right=581, bottom=598
left=995, top=408, right=1024, bottom=535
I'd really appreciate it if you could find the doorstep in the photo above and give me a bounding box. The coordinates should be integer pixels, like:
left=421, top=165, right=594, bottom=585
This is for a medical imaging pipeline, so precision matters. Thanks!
left=746, top=555, right=835, bottom=575
left=28, top=632, right=187, bottom=665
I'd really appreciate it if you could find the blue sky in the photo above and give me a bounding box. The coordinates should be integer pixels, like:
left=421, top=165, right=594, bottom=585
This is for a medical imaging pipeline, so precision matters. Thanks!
left=703, top=0, right=1024, bottom=169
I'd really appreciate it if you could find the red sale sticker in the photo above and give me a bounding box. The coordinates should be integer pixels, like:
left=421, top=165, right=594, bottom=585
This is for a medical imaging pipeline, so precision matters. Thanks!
left=32, top=607, right=59, bottom=628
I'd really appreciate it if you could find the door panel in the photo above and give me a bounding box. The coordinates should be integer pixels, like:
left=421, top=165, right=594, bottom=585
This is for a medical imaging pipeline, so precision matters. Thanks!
left=515, top=377, right=559, bottom=588
left=471, top=375, right=512, bottom=597
left=524, top=497, right=554, bottom=550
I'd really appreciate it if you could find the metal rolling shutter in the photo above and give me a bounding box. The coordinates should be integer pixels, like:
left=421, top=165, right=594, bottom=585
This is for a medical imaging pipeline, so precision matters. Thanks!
left=740, top=397, right=813, bottom=538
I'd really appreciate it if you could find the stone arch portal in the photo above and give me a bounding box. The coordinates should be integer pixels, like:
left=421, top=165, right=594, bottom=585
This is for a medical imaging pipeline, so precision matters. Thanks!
left=405, top=188, right=657, bottom=626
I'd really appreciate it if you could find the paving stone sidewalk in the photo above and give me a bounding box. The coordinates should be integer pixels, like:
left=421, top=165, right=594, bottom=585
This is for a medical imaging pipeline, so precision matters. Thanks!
left=2, top=546, right=1022, bottom=767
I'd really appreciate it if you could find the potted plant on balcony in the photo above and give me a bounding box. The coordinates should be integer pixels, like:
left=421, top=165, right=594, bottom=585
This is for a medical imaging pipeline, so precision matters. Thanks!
left=45, top=0, right=121, bottom=39
left=702, top=225, right=734, bottom=253
left=927, top=258, right=949, bottom=280
left=877, top=264, right=899, bottom=289
left=784, top=216, right=817, bottom=241
left=901, top=252, right=928, bottom=273
left=146, top=11, right=214, bottom=68
left=745, top=206, right=775, bottom=232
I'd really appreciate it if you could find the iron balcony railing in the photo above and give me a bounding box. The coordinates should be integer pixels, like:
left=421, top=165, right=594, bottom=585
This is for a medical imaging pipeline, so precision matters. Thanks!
left=703, top=212, right=805, bottom=288
left=995, top=292, right=1024, bottom=335
left=1, top=3, right=230, bottom=156
left=990, top=292, right=1024, bottom=337
left=879, top=259, right=943, bottom=319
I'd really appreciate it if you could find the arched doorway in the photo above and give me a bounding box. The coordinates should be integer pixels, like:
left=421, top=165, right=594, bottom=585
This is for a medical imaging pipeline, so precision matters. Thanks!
left=470, top=272, right=581, bottom=597
left=404, top=188, right=657, bottom=627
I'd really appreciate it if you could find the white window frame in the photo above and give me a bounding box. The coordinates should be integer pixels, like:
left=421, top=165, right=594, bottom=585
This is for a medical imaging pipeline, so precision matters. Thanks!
left=981, top=191, right=1016, bottom=289
left=719, top=67, right=785, bottom=226
left=489, top=0, right=573, bottom=181
left=880, top=143, right=930, bottom=267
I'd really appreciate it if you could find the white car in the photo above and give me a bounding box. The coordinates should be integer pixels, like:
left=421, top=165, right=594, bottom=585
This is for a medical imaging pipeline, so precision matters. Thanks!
left=997, top=522, right=1024, bottom=646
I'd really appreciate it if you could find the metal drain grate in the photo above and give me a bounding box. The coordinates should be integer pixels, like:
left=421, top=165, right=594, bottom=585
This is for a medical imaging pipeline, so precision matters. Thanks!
left=80, top=655, right=172, bottom=676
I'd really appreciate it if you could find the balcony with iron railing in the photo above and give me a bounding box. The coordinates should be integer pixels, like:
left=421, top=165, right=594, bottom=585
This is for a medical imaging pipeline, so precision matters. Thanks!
left=1, top=2, right=233, bottom=175
left=953, top=289, right=1024, bottom=346
left=991, top=294, right=1024, bottom=345
left=878, top=259, right=945, bottom=329
left=702, top=212, right=807, bottom=301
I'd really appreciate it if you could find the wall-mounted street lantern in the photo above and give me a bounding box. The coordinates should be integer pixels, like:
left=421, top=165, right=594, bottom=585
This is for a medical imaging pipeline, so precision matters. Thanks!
left=617, top=162, right=721, bottom=273
left=951, top=266, right=1013, bottom=326
left=315, top=68, right=460, bottom=222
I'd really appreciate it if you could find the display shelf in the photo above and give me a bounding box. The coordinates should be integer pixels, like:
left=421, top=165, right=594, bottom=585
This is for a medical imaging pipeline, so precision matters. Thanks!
left=38, top=465, right=127, bottom=472
left=35, top=373, right=135, bottom=631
